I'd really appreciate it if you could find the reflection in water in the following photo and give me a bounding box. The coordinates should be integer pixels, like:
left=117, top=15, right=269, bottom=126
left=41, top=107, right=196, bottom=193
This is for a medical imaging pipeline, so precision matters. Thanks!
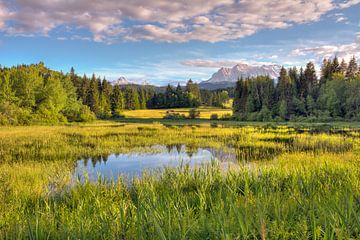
left=73, top=145, right=226, bottom=182
left=72, top=143, right=289, bottom=183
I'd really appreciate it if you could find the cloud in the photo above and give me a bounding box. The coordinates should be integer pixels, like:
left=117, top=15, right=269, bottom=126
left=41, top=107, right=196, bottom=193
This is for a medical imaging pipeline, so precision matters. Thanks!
left=0, top=1, right=13, bottom=30
left=338, top=0, right=360, bottom=8
left=290, top=36, right=360, bottom=61
left=333, top=13, right=348, bottom=23
left=181, top=59, right=245, bottom=68
left=180, top=58, right=279, bottom=68
left=0, top=0, right=359, bottom=43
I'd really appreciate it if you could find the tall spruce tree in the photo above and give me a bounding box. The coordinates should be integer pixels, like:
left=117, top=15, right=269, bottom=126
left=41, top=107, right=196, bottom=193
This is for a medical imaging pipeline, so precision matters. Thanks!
left=304, top=62, right=318, bottom=98
left=87, top=74, right=100, bottom=115
left=111, top=85, right=125, bottom=116
left=346, top=56, right=358, bottom=78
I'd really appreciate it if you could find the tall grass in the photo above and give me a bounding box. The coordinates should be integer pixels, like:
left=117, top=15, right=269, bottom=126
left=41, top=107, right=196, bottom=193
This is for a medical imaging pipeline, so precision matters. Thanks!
left=1, top=153, right=360, bottom=239
left=0, top=122, right=359, bottom=238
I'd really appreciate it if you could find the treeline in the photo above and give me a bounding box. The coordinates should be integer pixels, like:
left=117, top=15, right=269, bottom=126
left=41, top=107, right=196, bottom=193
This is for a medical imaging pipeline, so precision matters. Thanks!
left=0, top=63, right=95, bottom=125
left=147, top=80, right=229, bottom=109
left=233, top=56, right=360, bottom=121
left=70, top=68, right=155, bottom=118
left=0, top=63, right=230, bottom=125
left=72, top=74, right=229, bottom=114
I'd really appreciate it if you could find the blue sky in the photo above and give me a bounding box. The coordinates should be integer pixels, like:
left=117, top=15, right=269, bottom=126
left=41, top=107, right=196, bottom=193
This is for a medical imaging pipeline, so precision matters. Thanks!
left=0, top=0, right=359, bottom=85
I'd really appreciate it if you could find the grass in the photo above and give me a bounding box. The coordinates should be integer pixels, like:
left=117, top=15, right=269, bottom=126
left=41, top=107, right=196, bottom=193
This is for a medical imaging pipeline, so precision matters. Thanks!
left=121, top=106, right=232, bottom=119
left=0, top=122, right=360, bottom=239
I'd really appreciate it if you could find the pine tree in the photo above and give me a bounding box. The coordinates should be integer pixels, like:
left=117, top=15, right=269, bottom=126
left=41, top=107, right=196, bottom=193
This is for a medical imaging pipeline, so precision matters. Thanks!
left=279, top=100, right=288, bottom=120
left=320, top=59, right=332, bottom=85
left=298, top=67, right=306, bottom=98
left=185, top=79, right=201, bottom=107
left=277, top=67, right=289, bottom=101
left=346, top=56, right=358, bottom=78
left=240, top=80, right=249, bottom=112
left=139, top=88, right=147, bottom=109
left=277, top=67, right=295, bottom=117
left=165, top=84, right=175, bottom=107
left=306, top=95, right=316, bottom=116
left=87, top=74, right=100, bottom=115
left=340, top=59, right=347, bottom=75
left=331, top=56, right=341, bottom=74
left=124, top=87, right=140, bottom=110
left=111, top=85, right=125, bottom=116
left=233, top=79, right=242, bottom=113
left=289, top=67, right=300, bottom=96
left=100, top=79, right=112, bottom=118
left=79, top=74, right=90, bottom=104
left=304, top=62, right=318, bottom=98
left=175, top=83, right=183, bottom=107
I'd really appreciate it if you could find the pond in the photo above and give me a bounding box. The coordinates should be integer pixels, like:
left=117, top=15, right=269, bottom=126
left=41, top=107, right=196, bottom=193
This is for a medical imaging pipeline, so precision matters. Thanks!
left=73, top=145, right=237, bottom=182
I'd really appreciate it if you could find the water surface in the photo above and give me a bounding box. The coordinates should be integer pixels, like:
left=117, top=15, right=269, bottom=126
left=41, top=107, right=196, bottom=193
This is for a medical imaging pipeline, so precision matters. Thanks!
left=73, top=145, right=235, bottom=182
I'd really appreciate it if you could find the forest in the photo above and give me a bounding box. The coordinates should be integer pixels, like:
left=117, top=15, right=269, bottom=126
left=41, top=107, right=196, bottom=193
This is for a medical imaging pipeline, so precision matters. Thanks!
left=233, top=56, right=360, bottom=121
left=1, top=57, right=359, bottom=125
left=0, top=63, right=228, bottom=125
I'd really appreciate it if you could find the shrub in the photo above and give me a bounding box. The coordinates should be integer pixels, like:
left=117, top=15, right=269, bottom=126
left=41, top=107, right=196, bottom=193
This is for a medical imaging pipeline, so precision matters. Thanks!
left=112, top=109, right=125, bottom=119
left=0, top=102, right=33, bottom=125
left=78, top=106, right=96, bottom=122
left=210, top=113, right=218, bottom=120
left=163, top=110, right=186, bottom=120
left=220, top=113, right=233, bottom=120
left=188, top=109, right=200, bottom=119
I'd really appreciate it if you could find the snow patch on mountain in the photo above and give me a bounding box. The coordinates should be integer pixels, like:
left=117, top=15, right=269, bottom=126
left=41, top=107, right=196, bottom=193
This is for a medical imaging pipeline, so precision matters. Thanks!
left=113, top=76, right=130, bottom=85
left=205, top=64, right=281, bottom=83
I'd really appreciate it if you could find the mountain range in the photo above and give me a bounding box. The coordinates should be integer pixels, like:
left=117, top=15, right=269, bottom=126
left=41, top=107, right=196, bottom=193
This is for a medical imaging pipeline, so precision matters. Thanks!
left=199, top=63, right=281, bottom=89
left=113, top=63, right=281, bottom=90
left=113, top=76, right=150, bottom=86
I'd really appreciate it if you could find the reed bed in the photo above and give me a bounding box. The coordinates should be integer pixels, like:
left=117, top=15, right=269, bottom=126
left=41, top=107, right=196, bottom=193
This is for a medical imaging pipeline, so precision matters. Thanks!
left=0, top=122, right=359, bottom=239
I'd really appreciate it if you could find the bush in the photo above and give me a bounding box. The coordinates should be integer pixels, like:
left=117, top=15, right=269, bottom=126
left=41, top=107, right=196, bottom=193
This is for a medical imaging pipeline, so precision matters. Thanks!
left=78, top=106, right=96, bottom=122
left=163, top=110, right=186, bottom=120
left=0, top=102, right=33, bottom=125
left=233, top=113, right=247, bottom=121
left=210, top=113, right=218, bottom=120
left=188, top=109, right=200, bottom=119
left=112, top=109, right=125, bottom=119
left=220, top=113, right=233, bottom=120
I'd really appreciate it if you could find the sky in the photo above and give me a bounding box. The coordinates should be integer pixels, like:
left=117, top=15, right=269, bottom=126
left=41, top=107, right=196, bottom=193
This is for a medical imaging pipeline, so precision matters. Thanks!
left=0, top=0, right=359, bottom=86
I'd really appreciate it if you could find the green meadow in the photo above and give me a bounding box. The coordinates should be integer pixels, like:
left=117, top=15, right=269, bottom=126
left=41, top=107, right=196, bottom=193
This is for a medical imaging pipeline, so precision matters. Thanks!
left=1, top=119, right=360, bottom=239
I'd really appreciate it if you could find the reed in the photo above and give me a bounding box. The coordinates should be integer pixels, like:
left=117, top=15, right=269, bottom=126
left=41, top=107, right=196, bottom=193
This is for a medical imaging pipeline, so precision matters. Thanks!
left=0, top=122, right=359, bottom=239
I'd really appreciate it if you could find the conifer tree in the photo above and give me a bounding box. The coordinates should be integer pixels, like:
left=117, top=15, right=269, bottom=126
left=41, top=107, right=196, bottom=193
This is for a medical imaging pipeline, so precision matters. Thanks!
left=340, top=59, right=347, bottom=75
left=346, top=56, right=358, bottom=78
left=111, top=85, right=125, bottom=116
left=124, top=87, right=140, bottom=110
left=87, top=74, right=100, bottom=115
left=304, top=62, right=318, bottom=98
left=100, top=79, right=112, bottom=118
left=320, top=59, right=332, bottom=85
left=331, top=56, right=341, bottom=74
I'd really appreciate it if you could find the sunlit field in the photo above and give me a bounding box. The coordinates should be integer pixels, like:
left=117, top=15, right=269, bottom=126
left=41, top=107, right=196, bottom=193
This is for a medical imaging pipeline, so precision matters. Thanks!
left=121, top=106, right=232, bottom=119
left=0, top=122, right=360, bottom=239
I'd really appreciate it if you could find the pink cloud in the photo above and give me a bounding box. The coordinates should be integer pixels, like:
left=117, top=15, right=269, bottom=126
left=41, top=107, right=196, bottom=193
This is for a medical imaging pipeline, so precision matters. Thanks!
left=0, top=0, right=359, bottom=43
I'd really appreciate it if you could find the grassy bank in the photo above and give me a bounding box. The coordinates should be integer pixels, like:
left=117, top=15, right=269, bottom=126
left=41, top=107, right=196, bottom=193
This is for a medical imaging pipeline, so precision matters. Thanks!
left=0, top=122, right=360, bottom=238
left=121, top=107, right=232, bottom=119
left=1, top=153, right=360, bottom=239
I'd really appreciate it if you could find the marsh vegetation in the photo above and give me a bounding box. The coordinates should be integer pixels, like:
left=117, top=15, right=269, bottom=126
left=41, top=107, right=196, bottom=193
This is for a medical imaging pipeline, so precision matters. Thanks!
left=1, top=122, right=360, bottom=239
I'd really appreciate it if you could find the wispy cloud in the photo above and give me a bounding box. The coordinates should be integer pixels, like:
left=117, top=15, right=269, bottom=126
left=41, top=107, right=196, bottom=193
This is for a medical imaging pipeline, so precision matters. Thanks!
left=290, top=34, right=360, bottom=61
left=0, top=0, right=359, bottom=43
left=181, top=59, right=245, bottom=68
left=180, top=58, right=280, bottom=69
